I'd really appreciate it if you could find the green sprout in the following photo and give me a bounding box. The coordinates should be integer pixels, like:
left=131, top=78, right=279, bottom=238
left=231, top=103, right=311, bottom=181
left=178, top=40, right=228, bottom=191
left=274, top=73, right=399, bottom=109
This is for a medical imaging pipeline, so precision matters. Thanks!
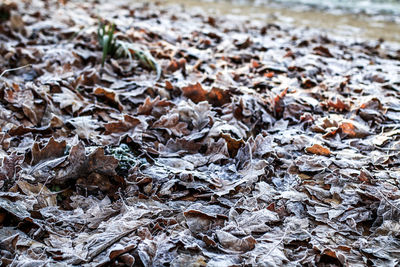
left=97, top=21, right=161, bottom=80
left=97, top=22, right=117, bottom=67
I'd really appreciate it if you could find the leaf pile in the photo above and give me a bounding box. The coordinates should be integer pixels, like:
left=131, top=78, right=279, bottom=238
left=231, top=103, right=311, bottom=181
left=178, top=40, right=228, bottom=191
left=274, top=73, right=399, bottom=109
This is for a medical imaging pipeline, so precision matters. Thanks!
left=1, top=0, right=400, bottom=266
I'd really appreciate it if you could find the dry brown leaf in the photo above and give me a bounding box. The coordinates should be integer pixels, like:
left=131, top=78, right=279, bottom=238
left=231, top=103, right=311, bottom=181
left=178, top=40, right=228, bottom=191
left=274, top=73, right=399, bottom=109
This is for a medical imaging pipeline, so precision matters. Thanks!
left=137, top=96, right=173, bottom=116
left=152, top=113, right=189, bottom=137
left=182, top=83, right=207, bottom=103
left=305, top=144, right=331, bottom=156
left=104, top=114, right=141, bottom=134
left=216, top=230, right=257, bottom=252
left=93, top=87, right=124, bottom=111
left=31, top=137, right=66, bottom=165
left=207, top=87, right=231, bottom=106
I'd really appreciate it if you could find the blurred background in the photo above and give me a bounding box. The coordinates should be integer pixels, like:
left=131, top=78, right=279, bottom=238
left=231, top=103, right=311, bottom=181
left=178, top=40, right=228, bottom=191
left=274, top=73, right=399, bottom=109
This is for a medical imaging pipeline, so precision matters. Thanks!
left=145, top=0, right=400, bottom=43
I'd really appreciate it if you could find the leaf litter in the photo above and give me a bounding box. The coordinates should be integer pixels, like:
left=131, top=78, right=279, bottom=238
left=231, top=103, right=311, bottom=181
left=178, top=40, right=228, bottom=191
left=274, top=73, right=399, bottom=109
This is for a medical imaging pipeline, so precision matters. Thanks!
left=1, top=0, right=400, bottom=266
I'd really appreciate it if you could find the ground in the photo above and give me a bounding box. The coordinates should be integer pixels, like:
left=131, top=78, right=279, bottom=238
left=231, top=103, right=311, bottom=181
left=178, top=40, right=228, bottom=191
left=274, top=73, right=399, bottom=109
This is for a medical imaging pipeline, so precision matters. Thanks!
left=1, top=0, right=400, bottom=266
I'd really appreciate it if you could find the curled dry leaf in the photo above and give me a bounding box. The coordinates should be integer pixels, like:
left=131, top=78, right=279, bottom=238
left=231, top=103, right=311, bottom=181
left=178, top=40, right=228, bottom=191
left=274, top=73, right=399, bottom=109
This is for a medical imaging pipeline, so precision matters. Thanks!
left=216, top=230, right=257, bottom=252
left=93, top=87, right=124, bottom=111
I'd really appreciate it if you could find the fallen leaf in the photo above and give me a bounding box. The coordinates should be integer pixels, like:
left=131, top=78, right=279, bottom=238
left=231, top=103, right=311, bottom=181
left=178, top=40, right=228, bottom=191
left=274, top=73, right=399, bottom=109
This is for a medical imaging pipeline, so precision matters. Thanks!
left=216, top=230, right=256, bottom=252
left=182, top=82, right=207, bottom=103
left=305, top=144, right=331, bottom=156
left=31, top=137, right=66, bottom=165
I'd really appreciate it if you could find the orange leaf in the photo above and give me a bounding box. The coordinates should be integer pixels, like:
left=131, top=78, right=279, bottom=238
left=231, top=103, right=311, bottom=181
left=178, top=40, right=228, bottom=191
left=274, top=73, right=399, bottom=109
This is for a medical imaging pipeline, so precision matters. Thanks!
left=93, top=87, right=123, bottom=111
left=207, top=87, right=231, bottom=106
left=273, top=87, right=288, bottom=117
left=305, top=144, right=331, bottom=156
left=264, top=71, right=274, bottom=78
left=323, top=249, right=337, bottom=258
left=340, top=122, right=356, bottom=138
left=251, top=59, right=260, bottom=68
left=326, top=98, right=349, bottom=111
left=182, top=82, right=207, bottom=103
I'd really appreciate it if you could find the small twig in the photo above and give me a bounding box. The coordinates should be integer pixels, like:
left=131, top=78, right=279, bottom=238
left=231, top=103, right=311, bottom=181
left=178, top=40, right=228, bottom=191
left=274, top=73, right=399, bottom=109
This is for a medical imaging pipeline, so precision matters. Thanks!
left=265, top=226, right=288, bottom=257
left=378, top=189, right=400, bottom=212
left=118, top=189, right=129, bottom=211
left=0, top=64, right=31, bottom=78
left=37, top=175, right=53, bottom=197
left=84, top=226, right=141, bottom=263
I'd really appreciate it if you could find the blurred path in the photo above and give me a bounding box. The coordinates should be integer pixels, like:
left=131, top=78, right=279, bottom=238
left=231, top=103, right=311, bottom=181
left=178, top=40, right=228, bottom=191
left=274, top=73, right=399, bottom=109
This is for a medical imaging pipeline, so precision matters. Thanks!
left=147, top=0, right=400, bottom=44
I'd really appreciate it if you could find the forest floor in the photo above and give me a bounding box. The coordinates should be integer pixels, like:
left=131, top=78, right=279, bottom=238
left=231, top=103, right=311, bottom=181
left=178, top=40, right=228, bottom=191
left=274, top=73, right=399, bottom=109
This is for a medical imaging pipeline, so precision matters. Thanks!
left=1, top=0, right=400, bottom=266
